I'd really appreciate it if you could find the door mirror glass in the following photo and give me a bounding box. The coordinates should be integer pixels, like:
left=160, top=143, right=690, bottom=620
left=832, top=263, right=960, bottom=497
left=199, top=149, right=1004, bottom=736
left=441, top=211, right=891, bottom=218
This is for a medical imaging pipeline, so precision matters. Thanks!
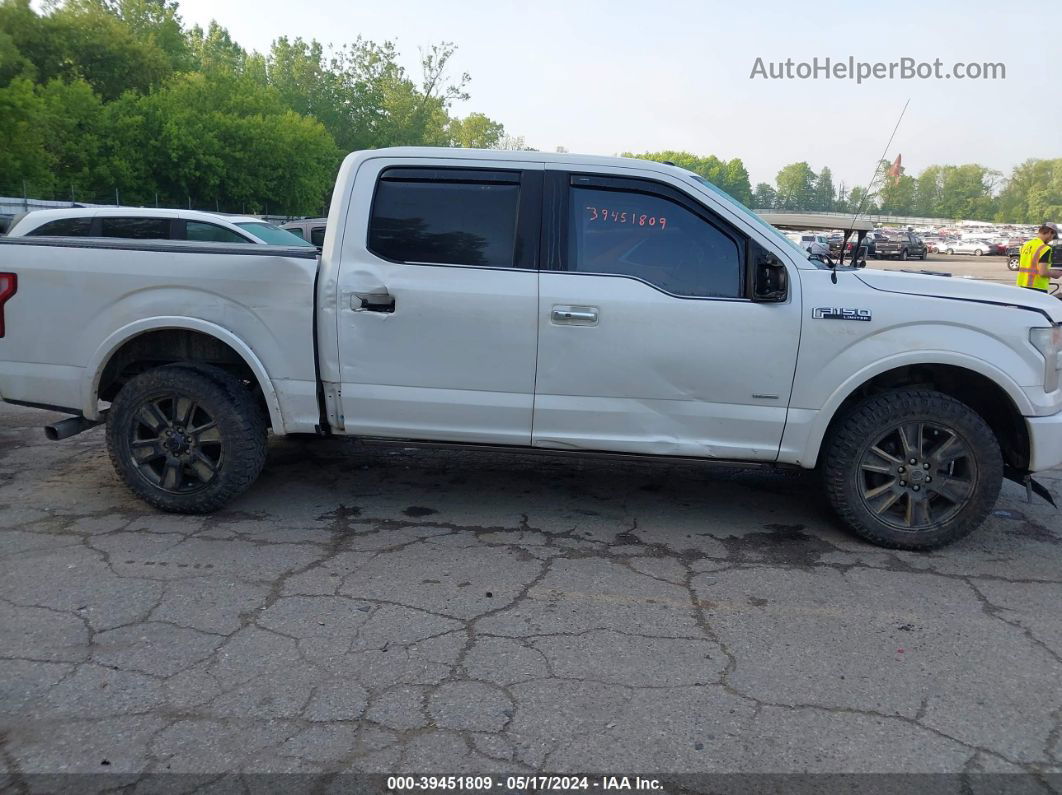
left=751, top=248, right=788, bottom=302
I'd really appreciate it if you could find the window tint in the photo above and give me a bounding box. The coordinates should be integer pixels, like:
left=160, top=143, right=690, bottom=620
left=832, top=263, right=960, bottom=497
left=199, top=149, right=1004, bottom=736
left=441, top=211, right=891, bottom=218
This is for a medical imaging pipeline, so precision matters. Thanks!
left=100, top=217, right=171, bottom=240
left=285, top=226, right=306, bottom=239
left=185, top=221, right=248, bottom=244
left=569, top=187, right=744, bottom=298
left=28, top=217, right=92, bottom=236
left=369, top=177, right=520, bottom=267
left=310, top=226, right=326, bottom=247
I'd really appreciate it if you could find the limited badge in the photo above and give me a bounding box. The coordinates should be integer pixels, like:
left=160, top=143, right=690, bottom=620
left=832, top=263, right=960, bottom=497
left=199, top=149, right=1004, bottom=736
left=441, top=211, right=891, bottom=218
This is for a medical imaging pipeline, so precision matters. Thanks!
left=812, top=307, right=872, bottom=321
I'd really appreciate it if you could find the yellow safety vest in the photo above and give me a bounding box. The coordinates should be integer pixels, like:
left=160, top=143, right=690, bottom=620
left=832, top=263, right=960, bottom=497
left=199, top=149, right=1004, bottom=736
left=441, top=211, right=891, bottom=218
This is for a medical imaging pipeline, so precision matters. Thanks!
left=1016, top=238, right=1052, bottom=291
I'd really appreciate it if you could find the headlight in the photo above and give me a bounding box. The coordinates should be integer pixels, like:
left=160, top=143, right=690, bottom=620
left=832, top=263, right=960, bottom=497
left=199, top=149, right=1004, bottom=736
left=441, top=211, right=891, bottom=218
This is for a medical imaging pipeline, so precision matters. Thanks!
left=1030, top=326, right=1062, bottom=393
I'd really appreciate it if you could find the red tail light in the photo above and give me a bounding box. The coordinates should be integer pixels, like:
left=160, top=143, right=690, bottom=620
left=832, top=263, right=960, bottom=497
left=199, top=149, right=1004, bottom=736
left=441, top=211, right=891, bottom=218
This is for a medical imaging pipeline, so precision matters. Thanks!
left=0, top=273, right=16, bottom=338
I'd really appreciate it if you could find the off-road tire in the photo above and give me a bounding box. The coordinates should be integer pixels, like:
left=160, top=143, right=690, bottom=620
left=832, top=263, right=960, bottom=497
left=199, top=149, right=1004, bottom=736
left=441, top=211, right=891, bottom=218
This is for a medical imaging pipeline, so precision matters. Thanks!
left=822, top=389, right=1002, bottom=550
left=106, top=364, right=267, bottom=513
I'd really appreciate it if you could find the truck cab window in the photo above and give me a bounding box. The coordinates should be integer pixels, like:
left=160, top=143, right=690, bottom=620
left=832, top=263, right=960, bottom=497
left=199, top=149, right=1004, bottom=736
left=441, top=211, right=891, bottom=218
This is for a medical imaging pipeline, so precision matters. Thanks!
left=369, top=174, right=520, bottom=267
left=569, top=187, right=744, bottom=298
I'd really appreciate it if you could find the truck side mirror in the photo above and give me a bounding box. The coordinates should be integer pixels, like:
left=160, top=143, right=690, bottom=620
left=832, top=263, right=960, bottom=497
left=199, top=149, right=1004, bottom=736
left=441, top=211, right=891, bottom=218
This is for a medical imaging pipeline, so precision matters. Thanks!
left=751, top=251, right=788, bottom=302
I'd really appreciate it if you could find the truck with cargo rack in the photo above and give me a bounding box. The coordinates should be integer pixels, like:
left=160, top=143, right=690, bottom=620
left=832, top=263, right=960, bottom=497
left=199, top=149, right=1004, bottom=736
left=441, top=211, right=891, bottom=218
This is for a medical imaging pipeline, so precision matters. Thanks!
left=0, top=147, right=1060, bottom=550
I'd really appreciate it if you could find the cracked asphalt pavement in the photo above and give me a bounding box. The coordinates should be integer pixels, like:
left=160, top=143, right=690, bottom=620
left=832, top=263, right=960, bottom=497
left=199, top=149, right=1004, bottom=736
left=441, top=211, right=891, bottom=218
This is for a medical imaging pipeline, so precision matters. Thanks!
left=0, top=401, right=1060, bottom=782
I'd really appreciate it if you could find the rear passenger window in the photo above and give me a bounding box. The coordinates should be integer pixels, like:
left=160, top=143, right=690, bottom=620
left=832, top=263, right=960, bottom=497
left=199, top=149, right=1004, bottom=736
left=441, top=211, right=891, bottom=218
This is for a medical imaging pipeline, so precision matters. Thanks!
left=569, top=186, right=744, bottom=298
left=286, top=227, right=306, bottom=240
left=368, top=169, right=520, bottom=267
left=310, top=226, right=326, bottom=247
left=100, top=217, right=171, bottom=240
left=185, top=221, right=247, bottom=244
left=28, top=217, right=92, bottom=236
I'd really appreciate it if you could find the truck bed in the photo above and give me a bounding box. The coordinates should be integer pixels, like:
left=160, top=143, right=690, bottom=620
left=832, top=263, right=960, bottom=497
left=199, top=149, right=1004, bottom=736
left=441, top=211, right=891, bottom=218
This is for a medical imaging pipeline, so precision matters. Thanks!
left=0, top=236, right=321, bottom=432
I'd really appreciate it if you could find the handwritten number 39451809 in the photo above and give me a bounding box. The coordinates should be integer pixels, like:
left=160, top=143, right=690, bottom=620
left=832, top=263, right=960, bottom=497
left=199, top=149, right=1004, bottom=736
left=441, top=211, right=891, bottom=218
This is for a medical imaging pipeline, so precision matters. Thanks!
left=585, top=206, right=668, bottom=230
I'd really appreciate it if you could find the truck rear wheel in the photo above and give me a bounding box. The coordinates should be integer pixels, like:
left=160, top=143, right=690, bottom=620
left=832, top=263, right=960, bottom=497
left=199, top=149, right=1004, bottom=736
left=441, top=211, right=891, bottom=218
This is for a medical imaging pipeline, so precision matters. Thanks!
left=822, top=390, right=1002, bottom=550
left=106, top=364, right=267, bottom=513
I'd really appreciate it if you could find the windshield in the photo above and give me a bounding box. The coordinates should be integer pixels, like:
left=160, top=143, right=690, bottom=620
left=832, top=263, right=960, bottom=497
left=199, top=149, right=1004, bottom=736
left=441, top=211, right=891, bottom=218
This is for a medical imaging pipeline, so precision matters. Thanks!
left=683, top=173, right=809, bottom=259
left=235, top=222, right=315, bottom=247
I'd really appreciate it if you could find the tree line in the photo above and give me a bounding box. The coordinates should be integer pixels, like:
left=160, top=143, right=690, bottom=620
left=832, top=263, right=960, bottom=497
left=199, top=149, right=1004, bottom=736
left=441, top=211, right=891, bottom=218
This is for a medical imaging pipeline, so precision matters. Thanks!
left=1, top=0, right=1059, bottom=221
left=0, top=0, right=515, bottom=214
left=631, top=153, right=1062, bottom=224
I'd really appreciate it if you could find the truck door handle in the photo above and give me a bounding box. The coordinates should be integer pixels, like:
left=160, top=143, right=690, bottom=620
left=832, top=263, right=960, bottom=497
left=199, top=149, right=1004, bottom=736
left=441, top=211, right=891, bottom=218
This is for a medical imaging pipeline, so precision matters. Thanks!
left=551, top=305, right=599, bottom=326
left=351, top=290, right=395, bottom=313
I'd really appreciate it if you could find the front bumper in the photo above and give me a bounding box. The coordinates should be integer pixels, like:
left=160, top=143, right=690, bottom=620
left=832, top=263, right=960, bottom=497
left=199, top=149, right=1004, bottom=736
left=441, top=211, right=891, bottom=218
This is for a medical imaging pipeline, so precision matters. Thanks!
left=1027, top=411, right=1062, bottom=472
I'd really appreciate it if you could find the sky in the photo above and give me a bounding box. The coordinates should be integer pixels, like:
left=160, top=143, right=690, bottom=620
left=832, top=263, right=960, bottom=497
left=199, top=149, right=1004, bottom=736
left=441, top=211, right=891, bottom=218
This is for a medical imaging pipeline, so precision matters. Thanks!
left=173, top=0, right=1058, bottom=190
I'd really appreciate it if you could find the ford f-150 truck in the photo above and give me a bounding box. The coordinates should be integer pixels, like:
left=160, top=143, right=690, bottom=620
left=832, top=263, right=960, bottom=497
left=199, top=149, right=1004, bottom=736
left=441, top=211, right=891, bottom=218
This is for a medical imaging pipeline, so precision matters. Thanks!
left=1, top=148, right=1060, bottom=550
left=874, top=231, right=928, bottom=261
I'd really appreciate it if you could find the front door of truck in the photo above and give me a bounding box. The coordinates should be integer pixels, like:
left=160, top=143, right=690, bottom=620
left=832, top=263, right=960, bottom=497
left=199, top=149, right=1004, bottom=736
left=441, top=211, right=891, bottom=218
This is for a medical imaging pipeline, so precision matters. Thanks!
left=335, top=159, right=543, bottom=445
left=532, top=171, right=801, bottom=459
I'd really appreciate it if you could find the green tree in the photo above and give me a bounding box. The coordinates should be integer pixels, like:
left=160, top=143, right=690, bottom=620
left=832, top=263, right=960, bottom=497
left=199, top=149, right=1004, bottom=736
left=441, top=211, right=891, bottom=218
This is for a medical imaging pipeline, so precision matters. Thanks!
left=0, top=75, right=52, bottom=194
left=812, top=166, right=835, bottom=212
left=126, top=70, right=339, bottom=212
left=845, top=185, right=875, bottom=215
left=878, top=174, right=917, bottom=215
left=28, top=0, right=178, bottom=100
left=623, top=150, right=752, bottom=204
left=995, top=159, right=1062, bottom=223
left=936, top=164, right=999, bottom=220
left=751, top=182, right=776, bottom=209
left=913, top=166, right=943, bottom=217
left=774, top=161, right=816, bottom=210
left=446, top=112, right=505, bottom=149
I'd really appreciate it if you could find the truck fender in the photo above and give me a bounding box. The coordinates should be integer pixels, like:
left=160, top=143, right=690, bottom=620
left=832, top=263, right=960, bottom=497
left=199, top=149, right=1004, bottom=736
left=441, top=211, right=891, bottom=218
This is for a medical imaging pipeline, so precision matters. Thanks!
left=83, top=316, right=285, bottom=431
left=789, top=350, right=1035, bottom=468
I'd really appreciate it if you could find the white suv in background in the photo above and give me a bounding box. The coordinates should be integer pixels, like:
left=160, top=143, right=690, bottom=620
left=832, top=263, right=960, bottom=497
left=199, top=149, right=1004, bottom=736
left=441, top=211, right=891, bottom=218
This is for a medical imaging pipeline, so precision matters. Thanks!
left=6, top=207, right=313, bottom=247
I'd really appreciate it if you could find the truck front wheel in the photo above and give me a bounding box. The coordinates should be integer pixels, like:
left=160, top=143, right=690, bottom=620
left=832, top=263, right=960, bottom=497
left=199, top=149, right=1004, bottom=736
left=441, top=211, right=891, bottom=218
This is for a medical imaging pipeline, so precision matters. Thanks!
left=822, top=390, right=1002, bottom=550
left=106, top=364, right=267, bottom=513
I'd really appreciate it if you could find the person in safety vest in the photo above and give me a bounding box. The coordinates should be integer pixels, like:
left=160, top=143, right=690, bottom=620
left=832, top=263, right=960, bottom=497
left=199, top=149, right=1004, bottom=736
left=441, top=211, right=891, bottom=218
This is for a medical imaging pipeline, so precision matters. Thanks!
left=1015, top=222, right=1062, bottom=293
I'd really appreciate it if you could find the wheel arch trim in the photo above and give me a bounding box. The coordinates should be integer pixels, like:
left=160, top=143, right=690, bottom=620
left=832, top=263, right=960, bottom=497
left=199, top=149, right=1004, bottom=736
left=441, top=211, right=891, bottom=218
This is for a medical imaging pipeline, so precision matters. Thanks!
left=83, top=317, right=284, bottom=431
left=785, top=351, right=1033, bottom=468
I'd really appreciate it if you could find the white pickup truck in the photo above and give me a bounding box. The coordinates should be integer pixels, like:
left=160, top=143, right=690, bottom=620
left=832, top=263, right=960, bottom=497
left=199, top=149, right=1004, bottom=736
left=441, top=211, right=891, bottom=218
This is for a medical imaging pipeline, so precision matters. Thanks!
left=1, top=148, right=1060, bottom=550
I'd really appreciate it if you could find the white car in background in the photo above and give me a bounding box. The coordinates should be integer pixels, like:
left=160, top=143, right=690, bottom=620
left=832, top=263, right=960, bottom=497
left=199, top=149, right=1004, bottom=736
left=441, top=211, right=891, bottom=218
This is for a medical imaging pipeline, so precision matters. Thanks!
left=281, top=218, right=328, bottom=248
left=6, top=207, right=313, bottom=247
left=939, top=239, right=995, bottom=256
left=784, top=232, right=830, bottom=256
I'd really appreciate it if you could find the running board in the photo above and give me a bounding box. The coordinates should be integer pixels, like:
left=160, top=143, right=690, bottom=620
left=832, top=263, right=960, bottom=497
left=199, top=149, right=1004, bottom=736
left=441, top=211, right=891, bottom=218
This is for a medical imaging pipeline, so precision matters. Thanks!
left=349, top=436, right=793, bottom=470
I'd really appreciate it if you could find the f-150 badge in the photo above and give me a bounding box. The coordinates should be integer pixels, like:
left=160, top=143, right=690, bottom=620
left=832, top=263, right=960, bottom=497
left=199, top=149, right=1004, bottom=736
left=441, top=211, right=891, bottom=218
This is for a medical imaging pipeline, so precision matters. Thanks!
left=813, top=307, right=872, bottom=321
